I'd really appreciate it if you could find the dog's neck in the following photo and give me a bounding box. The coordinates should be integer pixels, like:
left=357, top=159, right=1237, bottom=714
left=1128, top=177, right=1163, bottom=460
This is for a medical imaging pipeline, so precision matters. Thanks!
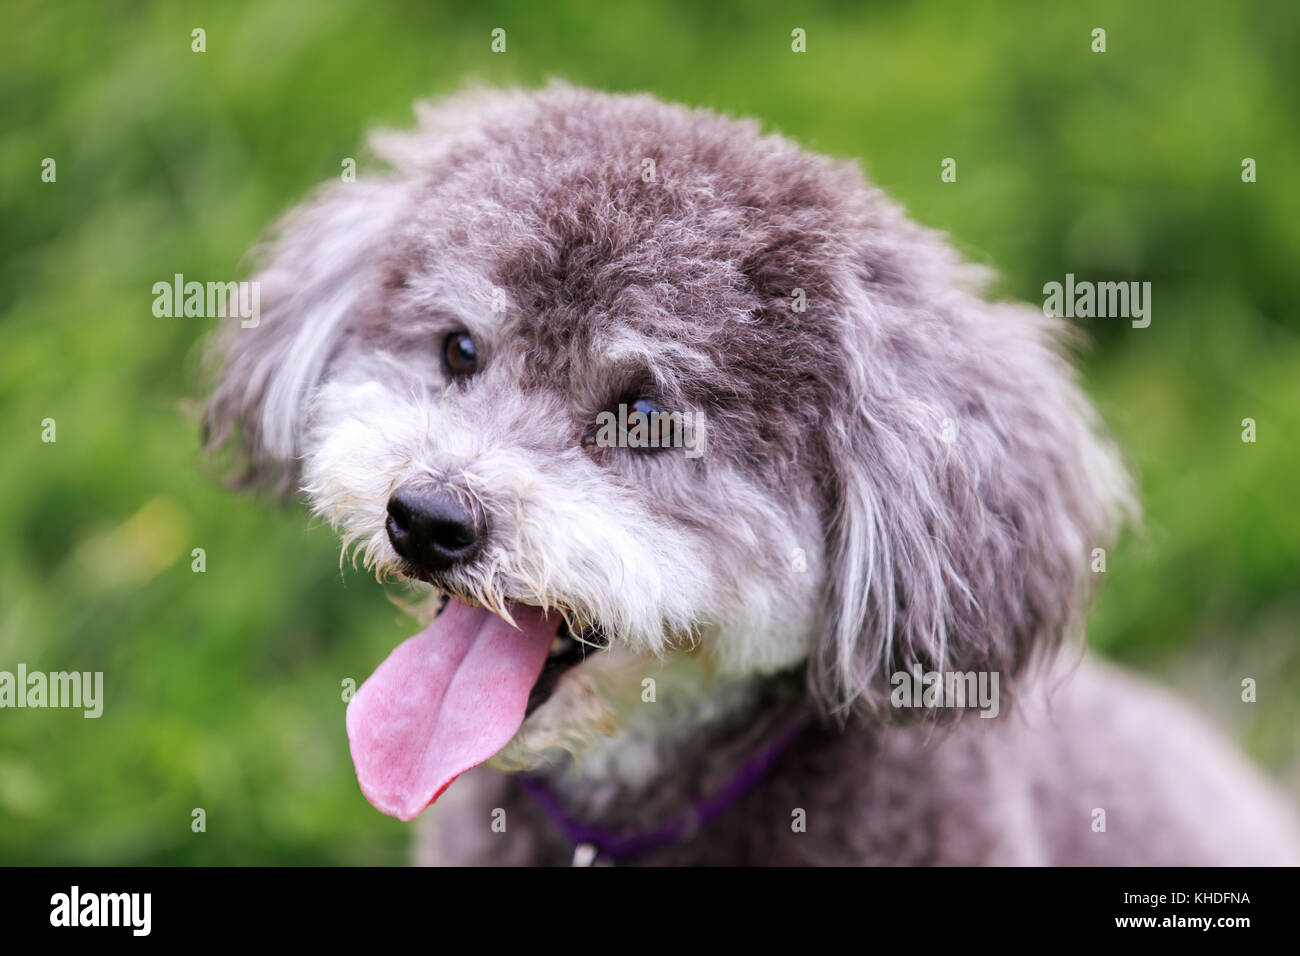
left=521, top=657, right=808, bottom=840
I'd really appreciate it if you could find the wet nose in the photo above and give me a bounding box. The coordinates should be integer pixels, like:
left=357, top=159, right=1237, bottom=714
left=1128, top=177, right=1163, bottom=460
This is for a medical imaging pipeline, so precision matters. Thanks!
left=385, top=487, right=485, bottom=573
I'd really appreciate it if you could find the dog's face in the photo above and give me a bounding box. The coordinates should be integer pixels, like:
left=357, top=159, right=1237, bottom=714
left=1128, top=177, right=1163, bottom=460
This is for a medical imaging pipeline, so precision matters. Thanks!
left=206, top=86, right=1130, bottom=818
left=302, top=209, right=829, bottom=679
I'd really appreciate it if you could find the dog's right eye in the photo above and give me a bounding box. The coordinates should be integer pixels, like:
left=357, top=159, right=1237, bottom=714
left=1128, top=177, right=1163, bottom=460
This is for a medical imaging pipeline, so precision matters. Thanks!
left=443, top=332, right=479, bottom=378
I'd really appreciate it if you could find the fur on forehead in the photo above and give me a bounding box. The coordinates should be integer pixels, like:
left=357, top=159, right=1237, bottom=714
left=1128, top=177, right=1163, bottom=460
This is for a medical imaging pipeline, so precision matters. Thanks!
left=205, top=83, right=951, bottom=488
left=362, top=85, right=966, bottom=488
left=204, top=82, right=1135, bottom=716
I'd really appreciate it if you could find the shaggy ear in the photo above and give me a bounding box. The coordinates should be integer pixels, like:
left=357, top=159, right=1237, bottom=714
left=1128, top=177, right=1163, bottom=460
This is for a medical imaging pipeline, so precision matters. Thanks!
left=202, top=179, right=401, bottom=494
left=814, top=285, right=1134, bottom=716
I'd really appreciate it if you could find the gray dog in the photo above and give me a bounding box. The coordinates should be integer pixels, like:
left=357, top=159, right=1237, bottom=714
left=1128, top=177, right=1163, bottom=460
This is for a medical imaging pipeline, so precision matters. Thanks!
left=206, top=84, right=1300, bottom=865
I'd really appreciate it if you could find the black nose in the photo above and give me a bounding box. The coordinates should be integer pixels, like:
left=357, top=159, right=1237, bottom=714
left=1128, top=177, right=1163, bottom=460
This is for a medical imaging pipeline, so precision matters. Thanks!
left=385, top=487, right=485, bottom=574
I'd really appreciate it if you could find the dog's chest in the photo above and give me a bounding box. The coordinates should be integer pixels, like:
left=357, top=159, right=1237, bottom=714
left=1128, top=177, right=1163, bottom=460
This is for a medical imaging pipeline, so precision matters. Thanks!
left=423, top=721, right=1001, bottom=866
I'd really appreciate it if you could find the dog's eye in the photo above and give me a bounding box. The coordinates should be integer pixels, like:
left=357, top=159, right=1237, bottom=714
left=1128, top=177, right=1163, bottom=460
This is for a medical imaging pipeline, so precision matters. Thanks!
left=582, top=396, right=686, bottom=454
left=624, top=398, right=667, bottom=448
left=443, top=332, right=479, bottom=378
left=582, top=397, right=671, bottom=450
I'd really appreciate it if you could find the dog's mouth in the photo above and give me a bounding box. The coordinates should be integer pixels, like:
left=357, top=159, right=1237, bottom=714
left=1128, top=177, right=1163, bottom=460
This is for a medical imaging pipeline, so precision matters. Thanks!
left=344, top=595, right=607, bottom=821
left=529, top=620, right=609, bottom=717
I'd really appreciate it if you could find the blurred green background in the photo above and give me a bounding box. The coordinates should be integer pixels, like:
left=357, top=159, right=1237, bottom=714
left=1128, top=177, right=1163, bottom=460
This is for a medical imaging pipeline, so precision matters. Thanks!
left=1, top=0, right=1297, bottom=864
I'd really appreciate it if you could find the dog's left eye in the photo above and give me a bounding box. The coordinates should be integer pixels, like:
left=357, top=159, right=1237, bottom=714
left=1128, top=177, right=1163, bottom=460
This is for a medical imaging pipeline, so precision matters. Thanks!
left=443, top=332, right=479, bottom=378
left=623, top=398, right=668, bottom=447
left=582, top=396, right=677, bottom=453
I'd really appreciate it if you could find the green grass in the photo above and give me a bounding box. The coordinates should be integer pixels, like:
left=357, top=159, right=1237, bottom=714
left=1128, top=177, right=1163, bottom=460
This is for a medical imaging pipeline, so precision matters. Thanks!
left=2, top=0, right=1297, bottom=863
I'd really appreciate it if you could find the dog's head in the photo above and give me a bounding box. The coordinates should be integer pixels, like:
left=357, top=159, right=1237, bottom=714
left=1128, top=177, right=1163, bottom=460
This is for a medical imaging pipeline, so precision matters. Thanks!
left=205, top=85, right=1131, bottom=819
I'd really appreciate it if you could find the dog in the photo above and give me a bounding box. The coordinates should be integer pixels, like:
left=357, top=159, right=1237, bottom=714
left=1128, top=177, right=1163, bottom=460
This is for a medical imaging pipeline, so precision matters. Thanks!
left=205, top=84, right=1300, bottom=865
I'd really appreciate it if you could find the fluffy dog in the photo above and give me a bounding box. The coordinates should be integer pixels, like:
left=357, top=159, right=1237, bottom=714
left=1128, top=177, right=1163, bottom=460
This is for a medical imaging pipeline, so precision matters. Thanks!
left=206, top=84, right=1300, bottom=865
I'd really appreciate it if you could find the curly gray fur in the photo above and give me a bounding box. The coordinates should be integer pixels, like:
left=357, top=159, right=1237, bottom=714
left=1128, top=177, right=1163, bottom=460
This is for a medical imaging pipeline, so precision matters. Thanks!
left=204, top=84, right=1300, bottom=865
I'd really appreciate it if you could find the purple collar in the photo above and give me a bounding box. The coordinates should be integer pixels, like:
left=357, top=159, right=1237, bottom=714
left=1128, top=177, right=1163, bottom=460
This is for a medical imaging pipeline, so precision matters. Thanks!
left=514, top=710, right=813, bottom=865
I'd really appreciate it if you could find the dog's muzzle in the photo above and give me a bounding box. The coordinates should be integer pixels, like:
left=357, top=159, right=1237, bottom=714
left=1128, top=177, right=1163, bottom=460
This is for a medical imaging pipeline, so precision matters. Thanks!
left=385, top=486, right=485, bottom=574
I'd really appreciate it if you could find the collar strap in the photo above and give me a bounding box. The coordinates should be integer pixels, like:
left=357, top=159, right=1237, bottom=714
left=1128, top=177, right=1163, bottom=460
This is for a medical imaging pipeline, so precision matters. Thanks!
left=515, top=710, right=813, bottom=865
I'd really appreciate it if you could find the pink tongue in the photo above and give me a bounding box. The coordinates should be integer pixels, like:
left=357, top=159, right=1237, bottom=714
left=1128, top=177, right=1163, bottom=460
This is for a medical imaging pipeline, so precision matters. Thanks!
left=346, top=599, right=559, bottom=821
